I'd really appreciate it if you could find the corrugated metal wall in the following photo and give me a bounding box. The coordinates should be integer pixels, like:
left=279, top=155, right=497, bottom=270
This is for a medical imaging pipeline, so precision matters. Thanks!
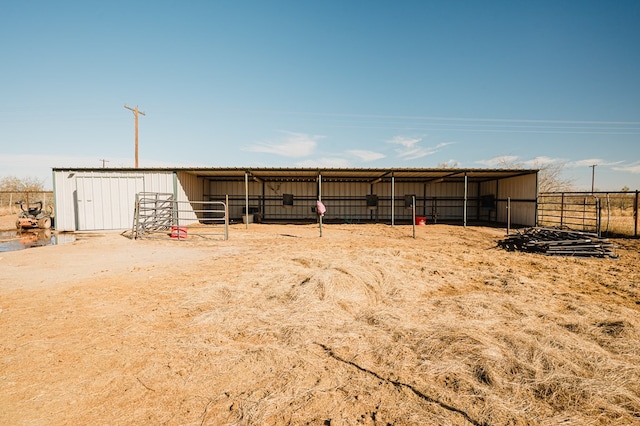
left=177, top=172, right=201, bottom=202
left=176, top=172, right=201, bottom=223
left=495, top=174, right=537, bottom=225
left=53, top=170, right=175, bottom=231
left=52, top=171, right=78, bottom=232
left=321, top=181, right=369, bottom=221
left=75, top=175, right=144, bottom=230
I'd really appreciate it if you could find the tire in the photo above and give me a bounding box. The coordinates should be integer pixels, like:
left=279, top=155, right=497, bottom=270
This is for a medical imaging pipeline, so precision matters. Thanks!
left=38, top=217, right=52, bottom=229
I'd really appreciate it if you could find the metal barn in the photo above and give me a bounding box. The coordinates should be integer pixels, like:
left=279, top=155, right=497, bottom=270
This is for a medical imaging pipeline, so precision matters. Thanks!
left=52, top=167, right=538, bottom=232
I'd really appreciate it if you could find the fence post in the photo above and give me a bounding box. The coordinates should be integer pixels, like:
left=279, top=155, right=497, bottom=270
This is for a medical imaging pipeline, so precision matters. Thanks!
left=633, top=189, right=638, bottom=237
left=560, top=193, right=565, bottom=228
left=225, top=194, right=229, bottom=241
left=507, top=197, right=511, bottom=235
left=596, top=197, right=601, bottom=237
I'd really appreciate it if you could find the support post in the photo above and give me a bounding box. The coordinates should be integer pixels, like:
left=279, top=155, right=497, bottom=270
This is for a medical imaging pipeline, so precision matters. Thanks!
left=412, top=195, right=416, bottom=239
left=245, top=172, right=249, bottom=229
left=507, top=197, right=511, bottom=235
left=225, top=194, right=229, bottom=240
left=391, top=173, right=395, bottom=226
left=463, top=173, right=468, bottom=228
left=318, top=173, right=323, bottom=237
left=635, top=190, right=639, bottom=238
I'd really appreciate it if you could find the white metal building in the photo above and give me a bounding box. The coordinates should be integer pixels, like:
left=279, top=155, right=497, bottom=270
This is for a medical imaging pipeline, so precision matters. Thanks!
left=52, top=167, right=538, bottom=232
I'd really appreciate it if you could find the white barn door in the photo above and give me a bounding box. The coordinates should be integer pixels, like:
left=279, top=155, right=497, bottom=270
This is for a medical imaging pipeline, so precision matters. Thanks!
left=76, top=176, right=144, bottom=230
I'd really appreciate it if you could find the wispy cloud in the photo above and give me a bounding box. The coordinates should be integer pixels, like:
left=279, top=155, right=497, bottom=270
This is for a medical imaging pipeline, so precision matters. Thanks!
left=346, top=150, right=385, bottom=162
left=389, top=136, right=422, bottom=148
left=478, top=155, right=572, bottom=168
left=387, top=136, right=449, bottom=160
left=476, top=155, right=520, bottom=167
left=568, top=158, right=625, bottom=169
left=245, top=131, right=322, bottom=158
left=296, top=157, right=351, bottom=168
left=569, top=158, right=604, bottom=167
left=613, top=162, right=640, bottom=174
left=522, top=156, right=562, bottom=167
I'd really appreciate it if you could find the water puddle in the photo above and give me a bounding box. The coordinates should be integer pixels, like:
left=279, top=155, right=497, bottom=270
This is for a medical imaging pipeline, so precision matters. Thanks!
left=0, top=230, right=76, bottom=252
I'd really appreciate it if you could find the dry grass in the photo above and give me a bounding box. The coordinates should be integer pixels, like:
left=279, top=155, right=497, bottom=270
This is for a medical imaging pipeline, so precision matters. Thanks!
left=1, top=223, right=639, bottom=425
left=603, top=212, right=638, bottom=236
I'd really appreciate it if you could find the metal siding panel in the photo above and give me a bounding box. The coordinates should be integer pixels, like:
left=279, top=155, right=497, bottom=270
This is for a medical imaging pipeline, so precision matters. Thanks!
left=53, top=171, right=78, bottom=231
left=177, top=172, right=203, bottom=201
left=322, top=181, right=369, bottom=219
left=124, top=176, right=145, bottom=228
left=496, top=174, right=537, bottom=226
left=174, top=172, right=199, bottom=222
left=71, top=173, right=145, bottom=230
left=68, top=173, right=149, bottom=229
left=498, top=174, right=535, bottom=199
left=144, top=172, right=173, bottom=194
left=75, top=177, right=93, bottom=230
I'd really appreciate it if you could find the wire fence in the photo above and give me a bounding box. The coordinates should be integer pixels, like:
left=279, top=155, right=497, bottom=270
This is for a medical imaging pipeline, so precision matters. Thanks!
left=0, top=191, right=54, bottom=215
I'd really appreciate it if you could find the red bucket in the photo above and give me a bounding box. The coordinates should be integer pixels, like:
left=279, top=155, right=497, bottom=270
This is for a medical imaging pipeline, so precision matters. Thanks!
left=170, top=226, right=187, bottom=239
left=415, top=216, right=427, bottom=226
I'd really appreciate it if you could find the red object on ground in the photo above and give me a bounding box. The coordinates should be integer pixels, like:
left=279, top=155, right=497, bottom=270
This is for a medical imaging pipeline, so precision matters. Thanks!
left=170, top=226, right=187, bottom=239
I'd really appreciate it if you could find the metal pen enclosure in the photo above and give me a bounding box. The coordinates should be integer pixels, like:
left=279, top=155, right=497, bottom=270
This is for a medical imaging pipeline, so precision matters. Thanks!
left=53, top=167, right=539, bottom=231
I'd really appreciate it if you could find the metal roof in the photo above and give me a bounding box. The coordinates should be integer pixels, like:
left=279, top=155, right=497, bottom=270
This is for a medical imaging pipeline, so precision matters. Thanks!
left=53, top=167, right=538, bottom=183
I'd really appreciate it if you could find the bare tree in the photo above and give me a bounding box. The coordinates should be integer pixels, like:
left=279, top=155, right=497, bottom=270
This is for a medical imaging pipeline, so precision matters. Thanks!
left=497, top=159, right=573, bottom=193
left=0, top=176, right=47, bottom=213
left=436, top=161, right=459, bottom=168
left=0, top=176, right=45, bottom=192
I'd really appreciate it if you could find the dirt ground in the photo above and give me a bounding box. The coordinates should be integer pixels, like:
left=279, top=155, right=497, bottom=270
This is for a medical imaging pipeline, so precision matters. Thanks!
left=1, top=215, right=640, bottom=425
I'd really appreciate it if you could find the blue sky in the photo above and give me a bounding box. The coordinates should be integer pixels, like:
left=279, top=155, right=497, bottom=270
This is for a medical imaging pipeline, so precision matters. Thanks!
left=1, top=0, right=639, bottom=191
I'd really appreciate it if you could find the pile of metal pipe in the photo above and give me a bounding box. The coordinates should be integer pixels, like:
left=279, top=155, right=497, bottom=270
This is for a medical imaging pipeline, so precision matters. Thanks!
left=498, top=227, right=618, bottom=259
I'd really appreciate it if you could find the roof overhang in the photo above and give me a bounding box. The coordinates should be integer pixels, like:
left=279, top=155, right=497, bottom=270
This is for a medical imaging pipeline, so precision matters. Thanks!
left=53, top=167, right=538, bottom=183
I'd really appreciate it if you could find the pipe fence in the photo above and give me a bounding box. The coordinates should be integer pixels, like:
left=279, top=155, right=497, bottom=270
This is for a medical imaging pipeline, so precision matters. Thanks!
left=132, top=192, right=228, bottom=240
left=538, top=191, right=639, bottom=237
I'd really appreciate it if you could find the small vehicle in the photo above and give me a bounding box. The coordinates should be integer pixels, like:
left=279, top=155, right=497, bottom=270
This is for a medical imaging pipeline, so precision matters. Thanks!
left=16, top=201, right=52, bottom=229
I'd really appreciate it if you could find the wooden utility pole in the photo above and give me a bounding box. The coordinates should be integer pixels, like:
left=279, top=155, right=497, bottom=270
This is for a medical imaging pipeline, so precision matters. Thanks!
left=124, top=105, right=146, bottom=168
